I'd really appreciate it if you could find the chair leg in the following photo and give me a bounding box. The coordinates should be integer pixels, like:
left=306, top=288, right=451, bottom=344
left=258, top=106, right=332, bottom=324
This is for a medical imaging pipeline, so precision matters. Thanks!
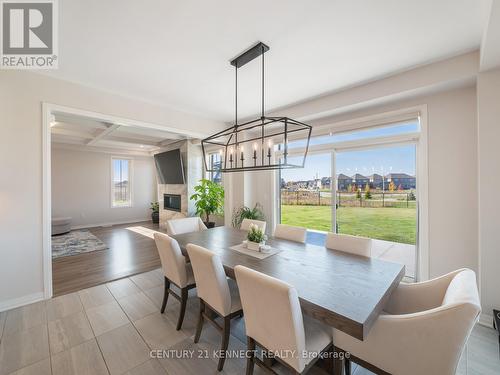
left=217, top=316, right=231, bottom=371
left=194, top=299, right=204, bottom=343
left=344, top=358, right=351, bottom=375
left=176, top=287, right=188, bottom=330
left=333, top=346, right=344, bottom=375
left=246, top=337, right=256, bottom=375
left=160, top=277, right=170, bottom=314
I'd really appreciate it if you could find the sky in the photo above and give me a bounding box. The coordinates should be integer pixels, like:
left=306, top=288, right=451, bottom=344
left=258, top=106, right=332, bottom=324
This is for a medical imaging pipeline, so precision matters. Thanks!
left=281, top=123, right=417, bottom=182
left=113, top=159, right=129, bottom=182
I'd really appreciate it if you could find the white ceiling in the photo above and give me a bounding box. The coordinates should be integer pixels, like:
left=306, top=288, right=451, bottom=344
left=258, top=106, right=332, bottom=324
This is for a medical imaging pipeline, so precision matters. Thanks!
left=46, top=0, right=490, bottom=122
left=51, top=113, right=183, bottom=152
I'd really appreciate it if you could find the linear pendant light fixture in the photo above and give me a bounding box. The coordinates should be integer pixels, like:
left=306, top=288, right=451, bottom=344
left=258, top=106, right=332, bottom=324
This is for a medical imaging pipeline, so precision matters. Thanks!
left=202, top=42, right=312, bottom=173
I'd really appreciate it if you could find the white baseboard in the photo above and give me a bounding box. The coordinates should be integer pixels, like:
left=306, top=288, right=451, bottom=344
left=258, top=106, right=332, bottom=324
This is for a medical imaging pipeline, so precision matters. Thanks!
left=0, top=292, right=45, bottom=313
left=478, top=313, right=494, bottom=328
left=71, top=218, right=151, bottom=230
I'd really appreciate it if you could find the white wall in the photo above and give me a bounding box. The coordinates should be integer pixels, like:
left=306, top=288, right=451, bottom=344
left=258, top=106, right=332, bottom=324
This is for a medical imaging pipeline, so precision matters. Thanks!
left=51, top=147, right=156, bottom=228
left=0, top=70, right=223, bottom=311
left=477, top=67, right=500, bottom=320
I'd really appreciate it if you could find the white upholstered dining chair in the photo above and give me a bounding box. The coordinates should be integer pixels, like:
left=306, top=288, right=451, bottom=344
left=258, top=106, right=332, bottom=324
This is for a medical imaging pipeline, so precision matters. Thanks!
left=325, top=232, right=372, bottom=257
left=234, top=265, right=333, bottom=374
left=240, top=218, right=266, bottom=232
left=186, top=244, right=243, bottom=371
left=153, top=232, right=196, bottom=330
left=333, top=268, right=481, bottom=375
left=166, top=216, right=207, bottom=235
left=274, top=223, right=307, bottom=243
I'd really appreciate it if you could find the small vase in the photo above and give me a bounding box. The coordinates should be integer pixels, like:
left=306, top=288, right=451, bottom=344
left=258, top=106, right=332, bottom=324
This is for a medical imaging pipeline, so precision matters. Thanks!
left=247, top=241, right=261, bottom=251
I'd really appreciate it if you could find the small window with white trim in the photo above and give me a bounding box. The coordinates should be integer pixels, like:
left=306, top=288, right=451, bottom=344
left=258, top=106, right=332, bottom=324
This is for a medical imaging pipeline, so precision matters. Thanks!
left=112, top=158, right=132, bottom=207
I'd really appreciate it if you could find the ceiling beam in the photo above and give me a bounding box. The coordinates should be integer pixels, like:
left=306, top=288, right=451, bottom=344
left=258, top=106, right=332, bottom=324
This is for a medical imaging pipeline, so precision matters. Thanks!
left=158, top=139, right=183, bottom=147
left=104, top=135, right=160, bottom=147
left=51, top=127, right=95, bottom=139
left=86, top=124, right=120, bottom=146
left=53, top=113, right=108, bottom=129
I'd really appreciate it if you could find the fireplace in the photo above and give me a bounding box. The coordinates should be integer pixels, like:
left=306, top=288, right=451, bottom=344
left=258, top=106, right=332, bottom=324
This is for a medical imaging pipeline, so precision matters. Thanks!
left=164, top=194, right=181, bottom=212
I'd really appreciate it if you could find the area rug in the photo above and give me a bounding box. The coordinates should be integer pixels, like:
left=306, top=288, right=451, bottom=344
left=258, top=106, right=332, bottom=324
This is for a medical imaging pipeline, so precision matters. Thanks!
left=52, top=229, right=108, bottom=259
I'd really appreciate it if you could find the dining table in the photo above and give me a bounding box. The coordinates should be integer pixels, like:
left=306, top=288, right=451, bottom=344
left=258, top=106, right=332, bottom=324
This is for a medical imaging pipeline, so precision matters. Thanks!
left=171, top=226, right=405, bottom=341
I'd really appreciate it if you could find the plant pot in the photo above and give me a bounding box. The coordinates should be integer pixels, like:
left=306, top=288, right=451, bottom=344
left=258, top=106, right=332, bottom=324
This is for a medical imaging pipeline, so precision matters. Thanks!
left=205, top=221, right=215, bottom=229
left=247, top=241, right=261, bottom=251
left=151, top=211, right=159, bottom=224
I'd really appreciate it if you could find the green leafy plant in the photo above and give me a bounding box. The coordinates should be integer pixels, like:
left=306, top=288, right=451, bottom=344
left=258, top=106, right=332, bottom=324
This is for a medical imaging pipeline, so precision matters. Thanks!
left=150, top=202, right=159, bottom=213
left=247, top=224, right=266, bottom=243
left=190, top=179, right=225, bottom=223
left=408, top=190, right=416, bottom=201
left=231, top=203, right=265, bottom=228
left=364, top=183, right=372, bottom=199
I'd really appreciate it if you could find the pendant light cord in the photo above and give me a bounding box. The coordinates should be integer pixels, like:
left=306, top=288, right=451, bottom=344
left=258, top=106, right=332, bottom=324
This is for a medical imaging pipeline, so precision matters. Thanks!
left=261, top=45, right=265, bottom=119
left=235, top=66, right=238, bottom=126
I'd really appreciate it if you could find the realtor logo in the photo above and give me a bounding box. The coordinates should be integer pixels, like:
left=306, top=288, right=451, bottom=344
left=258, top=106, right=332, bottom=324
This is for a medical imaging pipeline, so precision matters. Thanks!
left=1, top=0, right=58, bottom=69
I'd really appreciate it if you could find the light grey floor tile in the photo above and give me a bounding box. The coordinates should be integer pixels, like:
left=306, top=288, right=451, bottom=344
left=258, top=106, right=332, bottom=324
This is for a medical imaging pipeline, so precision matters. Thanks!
left=134, top=312, right=188, bottom=350
left=7, top=358, right=51, bottom=375
left=130, top=271, right=163, bottom=291
left=86, top=300, right=130, bottom=336
left=157, top=338, right=220, bottom=375
left=125, top=359, right=166, bottom=375
left=97, top=324, right=150, bottom=375
left=0, top=324, right=49, bottom=375
left=48, top=310, right=94, bottom=354
left=118, top=292, right=157, bottom=321
left=0, top=311, right=5, bottom=342
left=161, top=298, right=199, bottom=337
left=194, top=322, right=248, bottom=375
left=143, top=285, right=164, bottom=309
left=46, top=293, right=83, bottom=322
left=78, top=284, right=115, bottom=310
left=3, top=301, right=47, bottom=337
left=51, top=338, right=109, bottom=375
left=106, top=278, right=141, bottom=299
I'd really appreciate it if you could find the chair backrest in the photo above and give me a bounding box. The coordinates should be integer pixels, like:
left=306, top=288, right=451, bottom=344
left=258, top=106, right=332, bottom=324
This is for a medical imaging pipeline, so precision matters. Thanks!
left=234, top=265, right=307, bottom=372
left=166, top=217, right=207, bottom=235
left=442, top=269, right=481, bottom=311
left=240, top=218, right=266, bottom=232
left=325, top=232, right=371, bottom=257
left=439, top=269, right=481, bottom=373
left=153, top=232, right=188, bottom=287
left=274, top=224, right=307, bottom=243
left=186, top=244, right=232, bottom=316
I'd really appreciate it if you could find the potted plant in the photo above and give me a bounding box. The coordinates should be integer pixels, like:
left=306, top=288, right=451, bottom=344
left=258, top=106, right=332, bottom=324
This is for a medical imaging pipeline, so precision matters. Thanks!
left=231, top=203, right=265, bottom=228
left=190, top=179, right=224, bottom=228
left=246, top=223, right=266, bottom=251
left=150, top=202, right=159, bottom=224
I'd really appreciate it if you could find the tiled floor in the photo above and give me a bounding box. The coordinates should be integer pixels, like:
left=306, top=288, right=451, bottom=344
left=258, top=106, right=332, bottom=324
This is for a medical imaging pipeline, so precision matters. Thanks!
left=1, top=268, right=499, bottom=375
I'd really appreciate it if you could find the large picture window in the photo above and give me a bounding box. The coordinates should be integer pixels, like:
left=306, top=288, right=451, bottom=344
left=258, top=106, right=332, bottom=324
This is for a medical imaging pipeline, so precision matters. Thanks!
left=112, top=158, right=132, bottom=207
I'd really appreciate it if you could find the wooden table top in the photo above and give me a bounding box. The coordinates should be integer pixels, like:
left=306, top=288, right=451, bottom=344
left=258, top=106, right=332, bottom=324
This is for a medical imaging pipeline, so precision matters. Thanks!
left=172, top=226, right=405, bottom=340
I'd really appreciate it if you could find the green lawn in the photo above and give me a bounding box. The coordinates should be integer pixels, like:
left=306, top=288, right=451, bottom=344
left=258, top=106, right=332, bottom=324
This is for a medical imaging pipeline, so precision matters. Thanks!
left=281, top=205, right=416, bottom=244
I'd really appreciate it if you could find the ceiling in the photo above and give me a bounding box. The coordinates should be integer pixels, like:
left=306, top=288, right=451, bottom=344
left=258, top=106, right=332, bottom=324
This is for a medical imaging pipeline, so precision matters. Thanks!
left=51, top=113, right=183, bottom=152
left=45, top=0, right=490, bottom=122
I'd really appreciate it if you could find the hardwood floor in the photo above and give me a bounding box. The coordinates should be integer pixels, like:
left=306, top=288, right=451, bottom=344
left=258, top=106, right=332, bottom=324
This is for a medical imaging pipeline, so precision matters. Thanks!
left=52, top=222, right=163, bottom=296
